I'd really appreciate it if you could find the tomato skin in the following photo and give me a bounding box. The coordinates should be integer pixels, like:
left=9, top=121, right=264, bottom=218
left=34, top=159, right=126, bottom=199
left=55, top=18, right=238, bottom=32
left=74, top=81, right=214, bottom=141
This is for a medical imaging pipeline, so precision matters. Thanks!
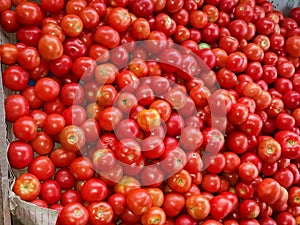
left=127, top=188, right=153, bottom=215
left=70, top=157, right=94, bottom=181
left=210, top=195, right=233, bottom=220
left=108, top=193, right=126, bottom=215
left=60, top=202, right=89, bottom=225
left=257, top=178, right=281, bottom=205
left=54, top=168, right=76, bottom=190
left=7, top=140, right=34, bottom=169
left=2, top=65, right=29, bottom=91
left=80, top=178, right=108, bottom=203
left=185, top=194, right=210, bottom=220
left=39, top=180, right=61, bottom=205
left=285, top=35, right=300, bottom=58
left=257, top=137, right=281, bottom=163
left=5, top=94, right=30, bottom=123
left=162, top=192, right=185, bottom=217
left=28, top=155, right=55, bottom=181
left=38, top=34, right=64, bottom=60
left=41, top=0, right=65, bottom=13
left=275, top=131, right=300, bottom=159
left=94, top=26, right=120, bottom=49
left=59, top=124, right=86, bottom=152
left=141, top=207, right=166, bottom=225
left=13, top=116, right=37, bottom=141
left=88, top=201, right=114, bottom=225
left=13, top=173, right=41, bottom=201
left=0, top=9, right=20, bottom=33
left=15, top=2, right=44, bottom=26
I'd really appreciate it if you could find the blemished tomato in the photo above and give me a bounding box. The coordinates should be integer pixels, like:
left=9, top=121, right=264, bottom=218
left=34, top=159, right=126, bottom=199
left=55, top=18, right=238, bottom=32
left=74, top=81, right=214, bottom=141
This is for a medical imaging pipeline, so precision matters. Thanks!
left=12, top=173, right=40, bottom=203
left=88, top=201, right=114, bottom=225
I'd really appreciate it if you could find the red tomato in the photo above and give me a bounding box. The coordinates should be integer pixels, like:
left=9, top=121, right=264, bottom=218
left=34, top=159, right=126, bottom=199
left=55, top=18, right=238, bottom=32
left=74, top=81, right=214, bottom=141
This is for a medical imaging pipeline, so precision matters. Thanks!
left=60, top=202, right=89, bottom=225
left=185, top=194, right=210, bottom=220
left=88, top=201, right=114, bottom=225
left=13, top=173, right=41, bottom=201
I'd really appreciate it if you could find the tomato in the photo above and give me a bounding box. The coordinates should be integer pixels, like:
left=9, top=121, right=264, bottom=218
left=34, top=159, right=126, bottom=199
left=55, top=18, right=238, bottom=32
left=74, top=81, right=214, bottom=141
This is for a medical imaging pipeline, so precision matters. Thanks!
left=256, top=178, right=281, bottom=205
left=70, top=156, right=94, bottom=181
left=0, top=9, right=20, bottom=33
left=225, top=52, right=248, bottom=73
left=185, top=194, right=210, bottom=220
left=38, top=34, right=63, bottom=60
left=79, top=6, right=100, bottom=30
left=210, top=195, right=233, bottom=220
left=5, top=94, right=30, bottom=123
left=276, top=212, right=297, bottom=225
left=179, top=127, right=203, bottom=152
left=145, top=188, right=164, bottom=208
left=129, top=0, right=154, bottom=18
left=15, top=2, right=43, bottom=26
left=228, top=19, right=248, bottom=40
left=59, top=125, right=86, bottom=152
left=126, top=188, right=153, bottom=215
left=141, top=207, right=166, bottom=225
left=94, top=26, right=120, bottom=49
left=189, top=10, right=208, bottom=29
left=160, top=147, right=187, bottom=176
left=54, top=168, right=76, bottom=190
left=142, top=135, right=165, bottom=159
left=2, top=65, right=29, bottom=91
left=140, top=165, right=164, bottom=188
left=238, top=162, right=259, bottom=183
left=107, top=193, right=126, bottom=216
left=162, top=192, right=185, bottom=217
left=275, top=131, right=300, bottom=159
left=257, top=137, right=281, bottom=163
left=28, top=156, right=55, bottom=181
left=13, top=173, right=41, bottom=201
left=80, top=178, right=108, bottom=203
left=7, top=140, right=33, bottom=169
left=61, top=189, right=82, bottom=206
left=88, top=201, right=114, bottom=225
left=92, top=148, right=116, bottom=172
left=39, top=180, right=61, bottom=205
left=114, top=176, right=141, bottom=196
left=168, top=169, right=192, bottom=193
left=41, top=0, right=65, bottom=13
left=60, top=202, right=89, bottom=225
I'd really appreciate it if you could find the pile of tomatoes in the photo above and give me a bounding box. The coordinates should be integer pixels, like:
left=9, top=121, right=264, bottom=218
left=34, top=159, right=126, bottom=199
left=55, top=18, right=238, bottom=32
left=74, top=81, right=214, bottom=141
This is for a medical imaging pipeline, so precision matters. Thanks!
left=1, top=0, right=300, bottom=224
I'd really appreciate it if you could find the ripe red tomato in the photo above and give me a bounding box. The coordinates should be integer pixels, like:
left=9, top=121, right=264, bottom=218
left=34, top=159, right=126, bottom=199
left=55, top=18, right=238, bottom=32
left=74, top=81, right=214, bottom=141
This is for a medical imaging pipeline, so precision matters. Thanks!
left=185, top=194, right=210, bottom=220
left=38, top=34, right=63, bottom=60
left=162, top=192, right=185, bottom=217
left=28, top=155, right=55, bottom=181
left=80, top=178, right=108, bottom=202
left=39, top=180, right=61, bottom=205
left=127, top=188, right=153, bottom=215
left=60, top=202, right=89, bottom=225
